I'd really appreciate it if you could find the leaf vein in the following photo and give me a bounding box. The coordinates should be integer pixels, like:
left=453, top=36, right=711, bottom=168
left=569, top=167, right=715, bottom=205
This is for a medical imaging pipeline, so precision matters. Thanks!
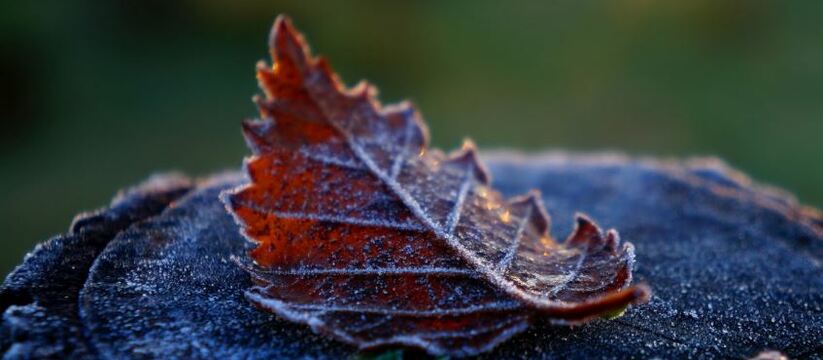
left=497, top=205, right=532, bottom=273
left=445, top=169, right=475, bottom=234
left=283, top=301, right=522, bottom=316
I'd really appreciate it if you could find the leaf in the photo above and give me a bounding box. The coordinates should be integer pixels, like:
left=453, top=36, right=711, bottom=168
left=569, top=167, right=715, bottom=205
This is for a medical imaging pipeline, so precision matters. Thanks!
left=222, top=15, right=650, bottom=356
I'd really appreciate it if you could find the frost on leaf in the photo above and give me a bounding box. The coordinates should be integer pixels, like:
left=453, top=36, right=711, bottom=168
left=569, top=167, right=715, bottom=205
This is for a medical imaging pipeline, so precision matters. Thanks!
left=222, top=15, right=650, bottom=357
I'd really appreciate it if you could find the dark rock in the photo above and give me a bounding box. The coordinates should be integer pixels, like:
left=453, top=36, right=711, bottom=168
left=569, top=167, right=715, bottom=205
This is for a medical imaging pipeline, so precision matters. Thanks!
left=0, top=174, right=193, bottom=359
left=3, top=152, right=822, bottom=359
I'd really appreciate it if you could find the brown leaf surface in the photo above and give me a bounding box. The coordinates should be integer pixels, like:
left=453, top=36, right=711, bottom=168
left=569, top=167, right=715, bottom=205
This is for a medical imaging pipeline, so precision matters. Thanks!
left=222, top=15, right=649, bottom=356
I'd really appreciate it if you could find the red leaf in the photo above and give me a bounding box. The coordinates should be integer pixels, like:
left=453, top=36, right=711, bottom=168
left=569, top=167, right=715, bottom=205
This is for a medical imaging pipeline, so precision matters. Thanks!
left=222, top=15, right=650, bottom=357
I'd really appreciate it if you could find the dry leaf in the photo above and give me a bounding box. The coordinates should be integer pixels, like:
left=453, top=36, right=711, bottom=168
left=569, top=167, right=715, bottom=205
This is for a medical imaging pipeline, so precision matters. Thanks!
left=222, top=15, right=649, bottom=356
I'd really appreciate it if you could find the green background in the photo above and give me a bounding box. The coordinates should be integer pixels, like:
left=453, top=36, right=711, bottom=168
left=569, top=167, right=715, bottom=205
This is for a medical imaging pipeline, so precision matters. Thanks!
left=1, top=1, right=821, bottom=277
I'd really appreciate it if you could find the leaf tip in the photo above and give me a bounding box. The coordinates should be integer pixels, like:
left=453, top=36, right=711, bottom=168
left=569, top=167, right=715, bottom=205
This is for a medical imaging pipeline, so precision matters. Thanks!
left=447, top=139, right=491, bottom=184
left=271, top=15, right=295, bottom=47
left=510, top=191, right=551, bottom=235
left=597, top=284, right=650, bottom=320
left=269, top=14, right=310, bottom=73
left=241, top=119, right=274, bottom=154
left=566, top=213, right=604, bottom=248
left=633, top=283, right=652, bottom=303
left=605, top=229, right=620, bottom=251
left=383, top=100, right=430, bottom=150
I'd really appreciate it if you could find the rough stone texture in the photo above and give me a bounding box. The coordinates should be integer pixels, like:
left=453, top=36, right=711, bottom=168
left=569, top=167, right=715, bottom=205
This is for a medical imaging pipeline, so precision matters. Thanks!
left=2, top=152, right=821, bottom=359
left=0, top=174, right=193, bottom=359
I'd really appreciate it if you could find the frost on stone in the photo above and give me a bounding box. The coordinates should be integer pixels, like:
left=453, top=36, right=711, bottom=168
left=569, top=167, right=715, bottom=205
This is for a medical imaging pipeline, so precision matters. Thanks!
left=221, top=15, right=650, bottom=357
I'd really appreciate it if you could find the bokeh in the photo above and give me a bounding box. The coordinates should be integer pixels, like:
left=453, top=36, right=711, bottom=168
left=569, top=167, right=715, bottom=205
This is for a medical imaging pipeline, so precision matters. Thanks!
left=1, top=0, right=821, bottom=276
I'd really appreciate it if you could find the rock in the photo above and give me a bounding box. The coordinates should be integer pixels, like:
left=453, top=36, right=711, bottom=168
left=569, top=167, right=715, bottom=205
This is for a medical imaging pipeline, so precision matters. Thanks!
left=0, top=174, right=193, bottom=359
left=2, top=152, right=821, bottom=359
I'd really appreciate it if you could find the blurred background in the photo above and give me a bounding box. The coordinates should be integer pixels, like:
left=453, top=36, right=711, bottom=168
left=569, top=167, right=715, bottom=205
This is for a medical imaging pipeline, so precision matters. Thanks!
left=1, top=1, right=821, bottom=277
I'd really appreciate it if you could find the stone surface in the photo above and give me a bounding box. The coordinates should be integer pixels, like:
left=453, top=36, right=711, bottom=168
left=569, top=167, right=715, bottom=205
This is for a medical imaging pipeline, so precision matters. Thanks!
left=2, top=152, right=821, bottom=359
left=0, top=174, right=193, bottom=359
